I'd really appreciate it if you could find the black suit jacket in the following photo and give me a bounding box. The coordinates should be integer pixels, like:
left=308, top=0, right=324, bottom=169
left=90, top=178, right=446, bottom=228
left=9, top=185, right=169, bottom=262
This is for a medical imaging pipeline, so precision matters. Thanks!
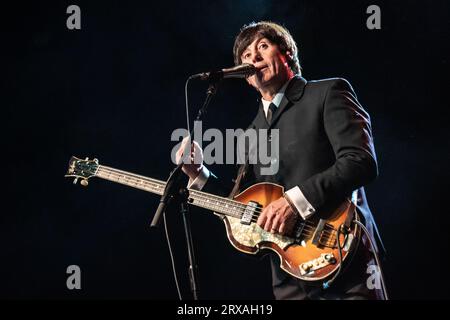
left=205, top=75, right=384, bottom=256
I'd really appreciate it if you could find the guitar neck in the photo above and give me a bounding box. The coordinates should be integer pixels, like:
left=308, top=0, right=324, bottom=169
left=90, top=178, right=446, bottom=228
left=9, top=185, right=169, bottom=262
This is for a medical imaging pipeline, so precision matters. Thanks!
left=96, top=165, right=245, bottom=219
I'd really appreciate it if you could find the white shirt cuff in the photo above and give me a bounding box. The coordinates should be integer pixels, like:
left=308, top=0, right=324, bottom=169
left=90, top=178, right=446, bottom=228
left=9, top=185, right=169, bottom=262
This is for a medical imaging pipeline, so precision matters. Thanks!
left=187, top=166, right=210, bottom=190
left=284, top=186, right=316, bottom=220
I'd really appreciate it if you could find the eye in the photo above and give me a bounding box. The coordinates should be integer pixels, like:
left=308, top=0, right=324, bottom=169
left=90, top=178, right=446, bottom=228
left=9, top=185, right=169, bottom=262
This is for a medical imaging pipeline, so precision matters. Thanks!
left=242, top=53, right=251, bottom=60
left=258, top=43, right=268, bottom=50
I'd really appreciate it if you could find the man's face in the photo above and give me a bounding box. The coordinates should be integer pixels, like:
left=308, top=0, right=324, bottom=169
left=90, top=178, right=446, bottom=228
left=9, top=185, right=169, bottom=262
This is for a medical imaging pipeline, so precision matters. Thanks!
left=240, top=37, right=292, bottom=92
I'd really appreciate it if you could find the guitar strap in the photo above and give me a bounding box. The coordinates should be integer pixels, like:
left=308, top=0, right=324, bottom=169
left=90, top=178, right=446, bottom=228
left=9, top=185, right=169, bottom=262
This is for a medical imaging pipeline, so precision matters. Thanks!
left=343, top=190, right=358, bottom=231
left=228, top=124, right=256, bottom=199
left=228, top=161, right=248, bottom=199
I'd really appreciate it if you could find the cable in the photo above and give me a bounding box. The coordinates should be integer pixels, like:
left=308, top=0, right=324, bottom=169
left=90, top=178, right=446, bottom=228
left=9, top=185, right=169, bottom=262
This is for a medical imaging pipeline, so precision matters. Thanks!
left=160, top=77, right=195, bottom=300
left=163, top=211, right=183, bottom=300
left=322, top=225, right=346, bottom=289
left=353, top=220, right=389, bottom=300
left=322, top=221, right=389, bottom=300
left=160, top=77, right=194, bottom=300
left=184, top=77, right=192, bottom=135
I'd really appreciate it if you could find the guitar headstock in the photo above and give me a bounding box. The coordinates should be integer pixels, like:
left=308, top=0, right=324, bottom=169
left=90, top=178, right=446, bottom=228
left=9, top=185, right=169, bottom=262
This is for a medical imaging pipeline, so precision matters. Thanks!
left=65, top=156, right=99, bottom=186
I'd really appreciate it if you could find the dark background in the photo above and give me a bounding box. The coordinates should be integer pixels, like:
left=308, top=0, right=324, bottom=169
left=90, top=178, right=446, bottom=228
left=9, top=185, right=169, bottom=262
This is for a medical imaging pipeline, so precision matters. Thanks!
left=2, top=0, right=449, bottom=299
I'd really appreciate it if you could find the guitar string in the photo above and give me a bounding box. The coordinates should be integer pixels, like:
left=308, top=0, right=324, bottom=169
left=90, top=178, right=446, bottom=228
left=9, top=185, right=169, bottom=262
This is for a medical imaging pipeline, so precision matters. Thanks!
left=96, top=166, right=338, bottom=238
left=95, top=167, right=338, bottom=239
left=96, top=167, right=338, bottom=240
left=99, top=165, right=167, bottom=189
left=98, top=165, right=324, bottom=228
left=186, top=189, right=338, bottom=239
left=185, top=192, right=339, bottom=237
left=92, top=168, right=340, bottom=244
left=98, top=166, right=324, bottom=230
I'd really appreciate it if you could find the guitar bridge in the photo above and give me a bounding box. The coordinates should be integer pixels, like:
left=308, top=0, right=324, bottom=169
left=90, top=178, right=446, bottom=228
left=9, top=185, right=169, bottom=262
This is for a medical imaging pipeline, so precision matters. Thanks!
left=299, top=253, right=336, bottom=275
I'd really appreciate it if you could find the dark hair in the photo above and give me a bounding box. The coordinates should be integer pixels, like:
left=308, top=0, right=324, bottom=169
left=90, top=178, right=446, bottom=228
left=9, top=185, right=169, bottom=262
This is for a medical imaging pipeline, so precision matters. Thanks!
left=233, top=21, right=301, bottom=75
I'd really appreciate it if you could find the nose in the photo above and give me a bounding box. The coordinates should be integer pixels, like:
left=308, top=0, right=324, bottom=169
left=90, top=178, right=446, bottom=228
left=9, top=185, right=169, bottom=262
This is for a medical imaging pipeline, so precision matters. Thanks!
left=251, top=51, right=263, bottom=64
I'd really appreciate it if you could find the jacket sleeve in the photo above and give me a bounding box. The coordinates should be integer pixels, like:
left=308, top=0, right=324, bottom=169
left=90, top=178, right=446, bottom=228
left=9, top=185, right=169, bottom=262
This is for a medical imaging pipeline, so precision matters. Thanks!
left=298, top=78, right=378, bottom=212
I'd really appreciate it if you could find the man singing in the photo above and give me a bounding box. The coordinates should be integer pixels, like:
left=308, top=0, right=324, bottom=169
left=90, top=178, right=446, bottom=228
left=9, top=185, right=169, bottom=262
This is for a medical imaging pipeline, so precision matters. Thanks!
left=176, top=21, right=386, bottom=300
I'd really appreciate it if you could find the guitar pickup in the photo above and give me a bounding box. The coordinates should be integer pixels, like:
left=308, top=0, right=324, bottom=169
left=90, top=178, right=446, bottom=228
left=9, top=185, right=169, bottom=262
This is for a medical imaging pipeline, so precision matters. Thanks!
left=311, top=219, right=337, bottom=248
left=241, top=201, right=259, bottom=225
left=311, top=219, right=326, bottom=246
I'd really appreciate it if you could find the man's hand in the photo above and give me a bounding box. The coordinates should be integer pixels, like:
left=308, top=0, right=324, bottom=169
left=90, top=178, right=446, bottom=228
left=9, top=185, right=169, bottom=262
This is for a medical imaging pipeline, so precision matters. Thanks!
left=175, top=137, right=204, bottom=181
left=256, top=197, right=299, bottom=236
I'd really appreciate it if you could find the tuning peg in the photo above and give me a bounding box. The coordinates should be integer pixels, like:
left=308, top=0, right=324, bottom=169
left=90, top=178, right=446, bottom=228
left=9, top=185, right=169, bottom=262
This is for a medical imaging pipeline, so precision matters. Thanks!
left=73, top=177, right=79, bottom=185
left=80, top=179, right=89, bottom=187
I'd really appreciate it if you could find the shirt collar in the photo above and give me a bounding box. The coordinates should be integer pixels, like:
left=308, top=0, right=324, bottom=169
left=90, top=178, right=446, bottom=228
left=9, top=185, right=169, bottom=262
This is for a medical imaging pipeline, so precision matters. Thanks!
left=261, top=77, right=294, bottom=116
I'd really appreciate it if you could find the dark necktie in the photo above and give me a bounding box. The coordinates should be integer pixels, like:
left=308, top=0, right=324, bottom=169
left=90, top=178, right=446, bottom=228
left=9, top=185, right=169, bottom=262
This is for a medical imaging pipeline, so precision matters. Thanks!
left=266, top=102, right=277, bottom=124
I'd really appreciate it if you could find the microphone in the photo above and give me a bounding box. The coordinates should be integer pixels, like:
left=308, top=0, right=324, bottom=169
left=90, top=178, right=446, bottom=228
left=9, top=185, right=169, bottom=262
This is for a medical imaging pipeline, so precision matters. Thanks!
left=190, top=63, right=257, bottom=81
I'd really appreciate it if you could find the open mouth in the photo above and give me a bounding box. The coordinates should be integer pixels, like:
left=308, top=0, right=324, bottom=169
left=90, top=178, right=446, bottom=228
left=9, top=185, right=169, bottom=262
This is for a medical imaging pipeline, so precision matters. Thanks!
left=257, top=66, right=268, bottom=72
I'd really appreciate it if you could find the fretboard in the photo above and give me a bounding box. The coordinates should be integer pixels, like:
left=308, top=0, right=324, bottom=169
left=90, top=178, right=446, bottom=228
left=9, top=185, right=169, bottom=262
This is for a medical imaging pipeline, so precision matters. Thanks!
left=95, top=165, right=246, bottom=219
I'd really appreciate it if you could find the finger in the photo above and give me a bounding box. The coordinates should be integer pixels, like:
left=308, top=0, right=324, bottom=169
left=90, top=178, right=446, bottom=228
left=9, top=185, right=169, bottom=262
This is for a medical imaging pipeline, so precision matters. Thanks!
left=257, top=210, right=267, bottom=228
left=182, top=135, right=191, bottom=144
left=270, top=204, right=281, bottom=232
left=190, top=150, right=198, bottom=164
left=180, top=137, right=191, bottom=163
left=257, top=205, right=272, bottom=228
left=179, top=136, right=189, bottom=151
left=264, top=208, right=274, bottom=232
left=178, top=147, right=188, bottom=164
left=176, top=147, right=187, bottom=164
left=192, top=140, right=202, bottom=150
left=192, top=141, right=203, bottom=164
left=264, top=219, right=273, bottom=232
left=194, top=142, right=203, bottom=164
left=271, top=215, right=281, bottom=234
left=279, top=222, right=286, bottom=235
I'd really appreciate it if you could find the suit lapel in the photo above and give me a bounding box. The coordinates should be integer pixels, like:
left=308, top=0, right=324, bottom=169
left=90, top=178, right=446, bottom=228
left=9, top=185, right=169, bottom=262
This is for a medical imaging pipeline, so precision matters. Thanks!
left=268, top=76, right=308, bottom=128
left=269, top=95, right=290, bottom=127
left=250, top=76, right=308, bottom=129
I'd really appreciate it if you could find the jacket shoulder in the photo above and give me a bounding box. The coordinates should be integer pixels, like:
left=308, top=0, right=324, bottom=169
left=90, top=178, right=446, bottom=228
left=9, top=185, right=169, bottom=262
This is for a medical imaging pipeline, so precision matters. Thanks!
left=307, top=77, right=355, bottom=93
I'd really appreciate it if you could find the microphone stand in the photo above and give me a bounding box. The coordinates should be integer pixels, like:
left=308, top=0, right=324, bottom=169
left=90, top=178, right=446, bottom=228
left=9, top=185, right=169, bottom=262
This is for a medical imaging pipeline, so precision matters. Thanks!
left=151, top=78, right=219, bottom=300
